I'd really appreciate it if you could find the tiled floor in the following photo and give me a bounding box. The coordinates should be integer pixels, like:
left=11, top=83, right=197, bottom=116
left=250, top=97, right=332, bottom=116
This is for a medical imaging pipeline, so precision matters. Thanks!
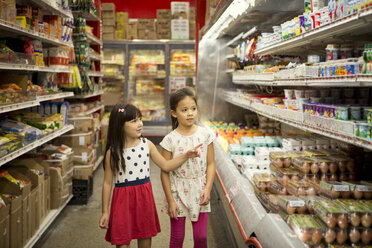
left=35, top=158, right=233, bottom=247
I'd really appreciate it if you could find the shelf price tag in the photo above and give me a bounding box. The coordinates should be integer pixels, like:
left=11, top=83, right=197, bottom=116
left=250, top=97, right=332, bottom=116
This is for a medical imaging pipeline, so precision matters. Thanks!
left=226, top=183, right=240, bottom=203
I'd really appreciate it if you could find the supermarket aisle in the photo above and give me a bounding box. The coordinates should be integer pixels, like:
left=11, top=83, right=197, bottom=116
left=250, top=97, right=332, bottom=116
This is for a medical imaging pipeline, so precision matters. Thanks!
left=35, top=157, right=233, bottom=248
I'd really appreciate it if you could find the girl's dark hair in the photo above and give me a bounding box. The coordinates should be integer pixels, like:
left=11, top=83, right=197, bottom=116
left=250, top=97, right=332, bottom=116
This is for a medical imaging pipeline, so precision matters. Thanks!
left=169, top=87, right=197, bottom=130
left=103, top=103, right=142, bottom=175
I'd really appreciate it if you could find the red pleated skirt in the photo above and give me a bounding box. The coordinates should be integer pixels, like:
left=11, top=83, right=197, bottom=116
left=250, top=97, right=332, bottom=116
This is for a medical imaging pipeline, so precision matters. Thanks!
left=105, top=180, right=161, bottom=245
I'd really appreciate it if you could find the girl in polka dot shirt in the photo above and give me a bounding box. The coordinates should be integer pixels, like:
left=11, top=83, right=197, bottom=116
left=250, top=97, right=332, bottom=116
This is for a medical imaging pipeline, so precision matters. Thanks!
left=99, top=103, right=202, bottom=248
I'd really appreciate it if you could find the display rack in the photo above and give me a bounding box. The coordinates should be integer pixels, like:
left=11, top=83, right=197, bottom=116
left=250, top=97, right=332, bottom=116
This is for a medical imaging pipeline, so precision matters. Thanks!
left=29, top=0, right=73, bottom=18
left=0, top=64, right=74, bottom=73
left=87, top=71, right=104, bottom=77
left=67, top=90, right=103, bottom=99
left=87, top=32, right=103, bottom=46
left=24, top=195, right=73, bottom=248
left=36, top=92, right=74, bottom=101
left=72, top=9, right=99, bottom=21
left=0, top=100, right=39, bottom=114
left=0, top=125, right=74, bottom=167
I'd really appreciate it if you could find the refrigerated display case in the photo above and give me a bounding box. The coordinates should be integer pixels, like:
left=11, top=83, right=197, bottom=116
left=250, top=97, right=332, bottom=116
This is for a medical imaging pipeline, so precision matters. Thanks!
left=102, top=40, right=195, bottom=136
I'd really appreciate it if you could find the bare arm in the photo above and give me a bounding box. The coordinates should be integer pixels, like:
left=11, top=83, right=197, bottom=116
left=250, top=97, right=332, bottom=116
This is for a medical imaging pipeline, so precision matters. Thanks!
left=200, top=143, right=216, bottom=205
left=99, top=150, right=113, bottom=228
left=160, top=149, right=179, bottom=219
left=148, top=140, right=201, bottom=172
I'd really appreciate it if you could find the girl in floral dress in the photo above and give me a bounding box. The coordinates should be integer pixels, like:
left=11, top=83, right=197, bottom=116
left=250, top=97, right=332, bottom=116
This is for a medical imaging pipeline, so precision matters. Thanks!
left=160, top=88, right=216, bottom=248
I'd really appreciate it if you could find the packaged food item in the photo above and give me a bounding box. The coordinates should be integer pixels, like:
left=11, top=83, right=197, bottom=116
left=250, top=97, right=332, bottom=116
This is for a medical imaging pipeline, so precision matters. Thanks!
left=320, top=181, right=351, bottom=199
left=252, top=172, right=271, bottom=192
left=300, top=195, right=327, bottom=214
left=314, top=200, right=349, bottom=228
left=360, top=228, right=372, bottom=244
left=329, top=155, right=355, bottom=173
left=269, top=151, right=291, bottom=168
left=270, top=164, right=300, bottom=186
left=341, top=182, right=372, bottom=200
left=292, top=157, right=314, bottom=174
left=336, top=199, right=372, bottom=228
left=303, top=149, right=327, bottom=157
left=287, top=180, right=316, bottom=196
left=278, top=195, right=306, bottom=214
left=299, top=172, right=320, bottom=183
left=268, top=180, right=287, bottom=195
left=311, top=157, right=338, bottom=174
left=289, top=214, right=326, bottom=244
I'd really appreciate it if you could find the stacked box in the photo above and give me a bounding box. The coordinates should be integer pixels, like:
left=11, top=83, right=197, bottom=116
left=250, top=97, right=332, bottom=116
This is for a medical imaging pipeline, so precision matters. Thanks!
left=0, top=204, right=10, bottom=247
left=69, top=177, right=93, bottom=205
left=137, top=19, right=155, bottom=40
left=171, top=2, right=189, bottom=40
left=127, top=21, right=138, bottom=40
left=101, top=3, right=115, bottom=40
left=115, top=12, right=128, bottom=40
left=189, top=7, right=196, bottom=40
left=171, top=1, right=189, bottom=20
left=156, top=9, right=171, bottom=39
left=0, top=0, right=16, bottom=23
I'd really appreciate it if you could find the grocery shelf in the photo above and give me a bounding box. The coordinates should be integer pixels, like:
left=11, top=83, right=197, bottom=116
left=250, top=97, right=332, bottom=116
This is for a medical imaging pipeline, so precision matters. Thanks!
left=226, top=54, right=236, bottom=59
left=226, top=69, right=235, bottom=74
left=87, top=33, right=103, bottom=46
left=29, top=0, right=73, bottom=19
left=213, top=141, right=305, bottom=248
left=93, top=155, right=104, bottom=171
left=70, top=105, right=104, bottom=116
left=72, top=9, right=99, bottom=21
left=0, top=64, right=73, bottom=73
left=102, top=61, right=124, bottom=65
left=36, top=92, right=74, bottom=102
left=222, top=90, right=372, bottom=150
left=0, top=100, right=39, bottom=114
left=255, top=7, right=372, bottom=55
left=87, top=71, right=103, bottom=77
left=232, top=74, right=372, bottom=87
left=24, top=195, right=73, bottom=248
left=0, top=20, right=74, bottom=48
left=0, top=125, right=74, bottom=167
left=89, top=53, right=102, bottom=61
left=67, top=90, right=103, bottom=99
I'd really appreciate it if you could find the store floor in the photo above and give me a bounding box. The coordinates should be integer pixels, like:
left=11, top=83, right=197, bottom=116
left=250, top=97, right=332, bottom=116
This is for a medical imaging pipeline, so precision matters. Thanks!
left=35, top=157, right=233, bottom=248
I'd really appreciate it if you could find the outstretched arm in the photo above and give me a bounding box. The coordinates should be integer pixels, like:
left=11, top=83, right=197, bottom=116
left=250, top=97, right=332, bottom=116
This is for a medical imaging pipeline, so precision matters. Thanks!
left=148, top=140, right=201, bottom=172
left=200, top=143, right=216, bottom=205
left=99, top=150, right=113, bottom=229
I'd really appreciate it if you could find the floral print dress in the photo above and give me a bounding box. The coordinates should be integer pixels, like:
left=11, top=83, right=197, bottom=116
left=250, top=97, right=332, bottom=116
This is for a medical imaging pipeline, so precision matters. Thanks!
left=160, top=126, right=215, bottom=221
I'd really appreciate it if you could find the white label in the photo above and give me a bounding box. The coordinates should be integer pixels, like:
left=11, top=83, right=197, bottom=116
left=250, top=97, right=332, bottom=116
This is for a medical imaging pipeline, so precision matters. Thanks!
left=289, top=201, right=305, bottom=207
left=226, top=184, right=240, bottom=203
left=356, top=185, right=372, bottom=192
left=79, top=136, right=85, bottom=146
left=82, top=152, right=88, bottom=162
left=333, top=185, right=349, bottom=191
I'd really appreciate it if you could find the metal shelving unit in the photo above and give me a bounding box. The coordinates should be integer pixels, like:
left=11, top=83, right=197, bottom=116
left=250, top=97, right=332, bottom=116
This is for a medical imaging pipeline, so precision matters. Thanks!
left=29, top=0, right=73, bottom=18
left=67, top=90, right=103, bottom=99
left=69, top=104, right=104, bottom=117
left=87, top=71, right=104, bottom=77
left=72, top=9, right=99, bottom=21
left=87, top=33, right=103, bottom=46
left=0, top=64, right=73, bottom=73
left=0, top=100, right=39, bottom=114
left=36, top=92, right=74, bottom=101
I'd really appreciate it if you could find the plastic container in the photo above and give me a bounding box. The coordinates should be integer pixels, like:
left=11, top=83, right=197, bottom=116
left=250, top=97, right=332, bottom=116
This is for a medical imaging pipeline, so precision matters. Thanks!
left=331, top=88, right=341, bottom=99
left=320, top=89, right=330, bottom=98
left=294, top=90, right=305, bottom=99
left=336, top=106, right=349, bottom=121
left=292, top=157, right=315, bottom=174
left=289, top=214, right=325, bottom=244
left=366, top=109, right=372, bottom=123
left=284, top=89, right=294, bottom=99
left=305, top=89, right=318, bottom=98
left=326, top=44, right=340, bottom=61
left=270, top=165, right=300, bottom=186
left=349, top=106, right=362, bottom=120
left=300, top=195, right=327, bottom=214
left=252, top=173, right=271, bottom=192
left=319, top=181, right=352, bottom=199
left=340, top=44, right=353, bottom=59
left=310, top=97, right=322, bottom=104
left=297, top=98, right=310, bottom=111
left=277, top=195, right=306, bottom=214
left=269, top=151, right=292, bottom=168
left=313, top=200, right=349, bottom=228
left=336, top=199, right=372, bottom=228
left=287, top=180, right=316, bottom=196
left=343, top=88, right=354, bottom=98
left=268, top=180, right=288, bottom=195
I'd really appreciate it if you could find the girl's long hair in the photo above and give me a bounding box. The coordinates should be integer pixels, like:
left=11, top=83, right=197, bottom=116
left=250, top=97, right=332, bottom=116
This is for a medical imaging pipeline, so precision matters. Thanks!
left=169, top=88, right=197, bottom=130
left=103, top=103, right=142, bottom=175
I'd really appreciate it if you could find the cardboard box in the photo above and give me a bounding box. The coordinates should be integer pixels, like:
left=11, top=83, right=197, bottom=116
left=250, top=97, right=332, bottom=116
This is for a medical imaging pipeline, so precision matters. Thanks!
left=115, top=30, right=127, bottom=40
left=157, top=31, right=171, bottom=40
left=101, top=3, right=115, bottom=11
left=171, top=1, right=189, bottom=19
left=171, top=19, right=189, bottom=40
left=57, top=132, right=94, bottom=148
left=49, top=167, right=63, bottom=209
left=44, top=176, right=50, bottom=215
left=137, top=18, right=155, bottom=30
left=102, top=25, right=115, bottom=34
left=0, top=204, right=10, bottom=248
left=102, top=18, right=115, bottom=26
left=73, top=146, right=95, bottom=165
left=102, top=11, right=115, bottom=19
left=68, top=116, right=94, bottom=133
left=189, top=7, right=196, bottom=20
left=127, top=22, right=138, bottom=40
left=157, top=9, right=171, bottom=20
left=138, top=29, right=156, bottom=40
left=73, top=164, right=94, bottom=180
left=3, top=195, right=22, bottom=248
left=0, top=176, right=30, bottom=245
left=116, top=12, right=129, bottom=25
left=189, top=20, right=196, bottom=40
left=103, top=33, right=115, bottom=40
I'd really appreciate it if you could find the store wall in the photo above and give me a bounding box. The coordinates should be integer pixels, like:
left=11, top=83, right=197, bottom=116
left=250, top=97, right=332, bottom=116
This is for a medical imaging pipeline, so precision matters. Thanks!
left=100, top=0, right=196, bottom=18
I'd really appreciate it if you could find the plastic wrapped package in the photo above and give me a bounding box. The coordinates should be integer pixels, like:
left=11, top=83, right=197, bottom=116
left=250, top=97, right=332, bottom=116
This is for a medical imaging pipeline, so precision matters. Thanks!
left=313, top=200, right=349, bottom=228
left=300, top=196, right=327, bottom=214
left=329, top=155, right=355, bottom=173
left=289, top=214, right=326, bottom=244
left=270, top=164, right=300, bottom=186
left=252, top=172, right=271, bottom=192
left=287, top=180, right=316, bottom=196
left=269, top=151, right=292, bottom=168
left=268, top=180, right=288, bottom=195
left=319, top=181, right=352, bottom=199
left=292, top=157, right=315, bottom=174
left=278, top=195, right=307, bottom=214
left=336, top=199, right=372, bottom=228
left=341, top=182, right=372, bottom=200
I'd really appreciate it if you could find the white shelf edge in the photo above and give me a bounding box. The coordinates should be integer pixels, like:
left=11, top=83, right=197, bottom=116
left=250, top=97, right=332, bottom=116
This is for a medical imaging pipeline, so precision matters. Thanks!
left=226, top=69, right=235, bottom=74
left=0, top=125, right=74, bottom=167
left=67, top=91, right=103, bottom=99
left=72, top=9, right=99, bottom=21
left=102, top=61, right=124, bottom=65
left=87, top=71, right=103, bottom=77
left=36, top=92, right=74, bottom=102
left=69, top=105, right=104, bottom=116
left=30, top=0, right=73, bottom=19
left=0, top=100, right=40, bottom=114
left=24, top=195, right=73, bottom=248
left=93, top=155, right=104, bottom=171
left=87, top=33, right=103, bottom=46
left=0, top=64, right=73, bottom=73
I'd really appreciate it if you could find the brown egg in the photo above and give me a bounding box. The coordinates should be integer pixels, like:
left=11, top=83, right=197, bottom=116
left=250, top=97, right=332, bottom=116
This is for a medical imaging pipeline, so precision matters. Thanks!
left=361, top=229, right=372, bottom=244
left=282, top=175, right=289, bottom=186
left=312, top=229, right=323, bottom=244
left=339, top=173, right=348, bottom=182
left=336, top=229, right=348, bottom=244
left=308, top=202, right=314, bottom=214
left=300, top=229, right=310, bottom=242
left=319, top=162, right=328, bottom=174
left=350, top=213, right=361, bottom=227
left=281, top=187, right=287, bottom=195
left=338, top=162, right=346, bottom=172
left=349, top=228, right=361, bottom=243
left=310, top=163, right=319, bottom=174
left=329, top=174, right=338, bottom=182
left=325, top=228, right=336, bottom=243
left=361, top=213, right=372, bottom=228
left=259, top=182, right=266, bottom=192
left=331, top=188, right=341, bottom=199
left=307, top=187, right=316, bottom=196
left=302, top=162, right=311, bottom=173
left=292, top=175, right=299, bottom=181
left=349, top=173, right=356, bottom=181
left=341, top=190, right=351, bottom=199
left=287, top=205, right=296, bottom=214
left=346, top=161, right=355, bottom=172
left=276, top=159, right=283, bottom=168
left=284, top=158, right=291, bottom=167
left=297, top=187, right=306, bottom=196
left=320, top=174, right=329, bottom=181
left=326, top=214, right=337, bottom=228
left=297, top=206, right=307, bottom=214
left=313, top=245, right=324, bottom=248
left=364, top=191, right=372, bottom=200
left=329, top=162, right=338, bottom=174
left=337, top=214, right=348, bottom=228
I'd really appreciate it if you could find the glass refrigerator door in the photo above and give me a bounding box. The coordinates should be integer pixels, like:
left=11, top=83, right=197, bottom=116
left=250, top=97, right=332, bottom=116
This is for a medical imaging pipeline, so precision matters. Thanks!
left=102, top=48, right=125, bottom=107
left=128, top=49, right=166, bottom=122
left=169, top=46, right=196, bottom=93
